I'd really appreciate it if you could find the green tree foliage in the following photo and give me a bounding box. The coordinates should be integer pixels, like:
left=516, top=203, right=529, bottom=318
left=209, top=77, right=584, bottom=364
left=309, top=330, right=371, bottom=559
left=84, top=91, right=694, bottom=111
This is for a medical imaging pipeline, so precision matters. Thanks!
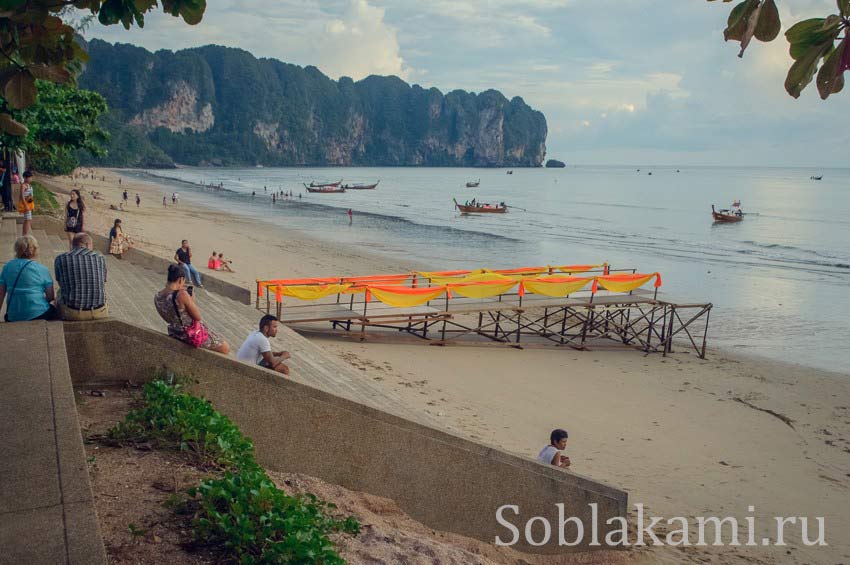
left=78, top=40, right=548, bottom=167
left=0, top=0, right=206, bottom=137
left=709, top=0, right=850, bottom=99
left=0, top=79, right=108, bottom=174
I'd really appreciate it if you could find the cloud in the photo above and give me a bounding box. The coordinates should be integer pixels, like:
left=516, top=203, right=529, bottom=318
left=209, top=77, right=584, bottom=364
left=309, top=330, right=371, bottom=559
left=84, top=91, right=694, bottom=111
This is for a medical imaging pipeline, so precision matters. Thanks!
left=83, top=0, right=410, bottom=80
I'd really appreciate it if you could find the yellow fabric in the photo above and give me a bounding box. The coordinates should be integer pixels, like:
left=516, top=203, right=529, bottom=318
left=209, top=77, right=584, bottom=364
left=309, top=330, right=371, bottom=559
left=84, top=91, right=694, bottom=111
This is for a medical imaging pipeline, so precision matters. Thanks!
left=596, top=273, right=657, bottom=293
left=553, top=264, right=604, bottom=273
left=449, top=281, right=518, bottom=298
left=278, top=283, right=352, bottom=300
left=422, top=269, right=487, bottom=284
left=369, top=286, right=446, bottom=307
left=522, top=277, right=592, bottom=297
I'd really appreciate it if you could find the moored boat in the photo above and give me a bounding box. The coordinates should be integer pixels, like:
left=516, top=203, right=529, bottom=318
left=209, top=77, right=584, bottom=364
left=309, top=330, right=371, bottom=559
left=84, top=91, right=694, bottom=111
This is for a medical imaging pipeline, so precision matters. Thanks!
left=454, top=198, right=507, bottom=214
left=308, top=180, right=342, bottom=188
left=341, top=181, right=380, bottom=190
left=466, top=179, right=480, bottom=188
left=711, top=204, right=743, bottom=223
left=304, top=184, right=346, bottom=193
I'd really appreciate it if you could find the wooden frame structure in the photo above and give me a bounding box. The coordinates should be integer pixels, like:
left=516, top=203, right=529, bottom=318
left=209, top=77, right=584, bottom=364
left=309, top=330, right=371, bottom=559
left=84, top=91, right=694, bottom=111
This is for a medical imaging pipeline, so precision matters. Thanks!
left=255, top=265, right=712, bottom=358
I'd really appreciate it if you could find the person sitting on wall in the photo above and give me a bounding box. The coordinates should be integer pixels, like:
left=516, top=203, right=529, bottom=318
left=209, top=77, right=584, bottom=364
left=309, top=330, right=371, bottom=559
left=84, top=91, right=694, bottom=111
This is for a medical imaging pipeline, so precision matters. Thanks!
left=236, top=314, right=291, bottom=375
left=537, top=429, right=571, bottom=468
left=54, top=233, right=109, bottom=321
left=0, top=235, right=58, bottom=322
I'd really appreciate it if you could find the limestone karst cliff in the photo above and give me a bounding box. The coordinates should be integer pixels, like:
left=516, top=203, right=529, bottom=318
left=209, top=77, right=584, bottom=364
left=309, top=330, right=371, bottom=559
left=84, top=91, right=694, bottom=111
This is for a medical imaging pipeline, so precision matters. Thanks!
left=79, top=40, right=547, bottom=168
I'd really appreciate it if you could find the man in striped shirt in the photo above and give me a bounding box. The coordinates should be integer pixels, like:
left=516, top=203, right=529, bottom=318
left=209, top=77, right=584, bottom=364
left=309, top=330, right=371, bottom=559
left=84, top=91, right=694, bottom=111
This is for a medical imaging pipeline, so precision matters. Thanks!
left=54, top=233, right=109, bottom=320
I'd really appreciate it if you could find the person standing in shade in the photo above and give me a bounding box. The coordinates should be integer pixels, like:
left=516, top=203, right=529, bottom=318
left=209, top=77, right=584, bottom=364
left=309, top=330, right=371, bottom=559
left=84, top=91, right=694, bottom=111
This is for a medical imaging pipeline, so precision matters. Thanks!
left=174, top=239, right=203, bottom=288
left=237, top=314, right=291, bottom=375
left=54, top=233, right=108, bottom=320
left=0, top=162, right=9, bottom=212
left=18, top=171, right=35, bottom=236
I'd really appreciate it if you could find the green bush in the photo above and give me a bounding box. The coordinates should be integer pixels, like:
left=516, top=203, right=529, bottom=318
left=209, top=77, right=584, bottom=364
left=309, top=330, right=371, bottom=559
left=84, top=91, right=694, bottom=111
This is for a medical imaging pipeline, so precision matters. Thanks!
left=109, top=380, right=359, bottom=563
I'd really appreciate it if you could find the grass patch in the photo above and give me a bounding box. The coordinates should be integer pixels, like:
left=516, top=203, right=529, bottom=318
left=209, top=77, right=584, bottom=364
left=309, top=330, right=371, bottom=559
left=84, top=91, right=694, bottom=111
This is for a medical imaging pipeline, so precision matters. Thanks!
left=108, top=380, right=359, bottom=563
left=32, top=181, right=59, bottom=214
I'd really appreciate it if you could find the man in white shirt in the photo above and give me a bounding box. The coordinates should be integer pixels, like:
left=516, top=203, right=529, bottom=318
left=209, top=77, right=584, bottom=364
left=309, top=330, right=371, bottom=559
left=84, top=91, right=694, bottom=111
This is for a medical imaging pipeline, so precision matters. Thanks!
left=236, top=314, right=291, bottom=375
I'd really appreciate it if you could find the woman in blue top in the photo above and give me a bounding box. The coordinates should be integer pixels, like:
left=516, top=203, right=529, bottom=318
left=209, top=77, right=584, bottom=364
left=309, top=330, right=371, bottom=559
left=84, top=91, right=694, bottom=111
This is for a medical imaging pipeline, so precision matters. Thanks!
left=0, top=235, right=57, bottom=322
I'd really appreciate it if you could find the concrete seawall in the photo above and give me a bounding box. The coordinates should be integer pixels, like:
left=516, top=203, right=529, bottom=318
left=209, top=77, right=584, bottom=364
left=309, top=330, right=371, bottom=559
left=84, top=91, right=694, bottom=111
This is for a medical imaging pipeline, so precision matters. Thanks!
left=64, top=319, right=628, bottom=555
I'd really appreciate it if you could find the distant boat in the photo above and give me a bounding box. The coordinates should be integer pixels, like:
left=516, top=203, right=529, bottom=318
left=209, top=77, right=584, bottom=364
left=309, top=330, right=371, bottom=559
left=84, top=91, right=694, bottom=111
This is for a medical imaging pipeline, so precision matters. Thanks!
left=304, top=183, right=345, bottom=193
left=341, top=181, right=380, bottom=190
left=454, top=198, right=507, bottom=214
left=712, top=204, right=743, bottom=223
left=506, top=170, right=513, bottom=175
left=466, top=179, right=480, bottom=188
left=308, top=180, right=342, bottom=188
left=811, top=175, right=823, bottom=180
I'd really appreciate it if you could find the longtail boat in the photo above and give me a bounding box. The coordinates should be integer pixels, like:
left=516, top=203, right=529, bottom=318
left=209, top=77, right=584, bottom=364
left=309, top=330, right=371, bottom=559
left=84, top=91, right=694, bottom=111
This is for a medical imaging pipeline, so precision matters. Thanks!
left=454, top=198, right=507, bottom=214
left=711, top=204, right=743, bottom=223
left=305, top=184, right=346, bottom=193
left=466, top=179, right=480, bottom=187
left=308, top=180, right=342, bottom=188
left=341, top=181, right=380, bottom=190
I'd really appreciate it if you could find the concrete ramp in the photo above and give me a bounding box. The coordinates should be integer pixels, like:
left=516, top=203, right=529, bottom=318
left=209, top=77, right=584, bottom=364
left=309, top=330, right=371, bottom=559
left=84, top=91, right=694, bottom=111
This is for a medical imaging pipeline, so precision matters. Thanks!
left=0, top=321, right=107, bottom=564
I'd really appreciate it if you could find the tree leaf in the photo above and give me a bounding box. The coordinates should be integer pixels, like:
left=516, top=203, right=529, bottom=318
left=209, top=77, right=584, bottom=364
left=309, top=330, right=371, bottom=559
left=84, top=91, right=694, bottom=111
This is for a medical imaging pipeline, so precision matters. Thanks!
left=4, top=70, right=37, bottom=109
left=786, top=18, right=839, bottom=60
left=724, top=0, right=760, bottom=42
left=0, top=113, right=29, bottom=136
left=817, top=36, right=850, bottom=99
left=785, top=38, right=834, bottom=98
left=754, top=0, right=780, bottom=42
left=738, top=0, right=763, bottom=56
left=29, top=64, right=71, bottom=83
left=839, top=0, right=850, bottom=17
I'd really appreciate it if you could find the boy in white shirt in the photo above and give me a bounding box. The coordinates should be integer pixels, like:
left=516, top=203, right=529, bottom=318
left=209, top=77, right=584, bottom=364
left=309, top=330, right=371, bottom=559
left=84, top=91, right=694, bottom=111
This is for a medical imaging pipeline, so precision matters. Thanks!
left=236, top=314, right=291, bottom=375
left=536, top=429, right=571, bottom=468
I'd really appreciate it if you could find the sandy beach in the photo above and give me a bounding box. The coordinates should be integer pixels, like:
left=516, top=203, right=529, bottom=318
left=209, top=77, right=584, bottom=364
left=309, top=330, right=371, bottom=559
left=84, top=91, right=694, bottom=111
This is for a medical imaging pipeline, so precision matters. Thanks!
left=41, top=169, right=850, bottom=564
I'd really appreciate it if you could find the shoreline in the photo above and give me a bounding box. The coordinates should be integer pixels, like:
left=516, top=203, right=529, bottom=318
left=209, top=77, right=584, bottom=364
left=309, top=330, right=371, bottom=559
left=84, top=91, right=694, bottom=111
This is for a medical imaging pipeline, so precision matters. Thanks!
left=41, top=168, right=850, bottom=563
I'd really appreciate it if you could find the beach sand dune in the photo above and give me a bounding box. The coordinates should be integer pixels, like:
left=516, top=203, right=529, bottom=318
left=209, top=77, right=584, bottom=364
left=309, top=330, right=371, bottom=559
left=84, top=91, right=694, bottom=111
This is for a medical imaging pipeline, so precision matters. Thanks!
left=41, top=169, right=850, bottom=564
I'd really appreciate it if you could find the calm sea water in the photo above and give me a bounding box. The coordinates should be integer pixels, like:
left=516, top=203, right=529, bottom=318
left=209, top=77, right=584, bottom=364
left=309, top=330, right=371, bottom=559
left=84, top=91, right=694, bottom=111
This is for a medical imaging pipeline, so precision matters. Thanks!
left=137, top=166, right=850, bottom=373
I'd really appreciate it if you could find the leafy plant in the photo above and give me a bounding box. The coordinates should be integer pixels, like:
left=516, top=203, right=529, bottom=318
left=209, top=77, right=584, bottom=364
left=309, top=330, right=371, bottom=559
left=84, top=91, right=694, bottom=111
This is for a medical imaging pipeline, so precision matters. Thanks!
left=31, top=181, right=58, bottom=213
left=709, top=0, right=850, bottom=99
left=108, top=380, right=360, bottom=563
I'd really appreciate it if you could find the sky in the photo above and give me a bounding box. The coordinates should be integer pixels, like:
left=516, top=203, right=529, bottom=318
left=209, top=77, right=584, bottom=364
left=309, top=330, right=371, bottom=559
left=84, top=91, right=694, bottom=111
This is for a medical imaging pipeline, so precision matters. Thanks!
left=84, top=0, right=847, bottom=166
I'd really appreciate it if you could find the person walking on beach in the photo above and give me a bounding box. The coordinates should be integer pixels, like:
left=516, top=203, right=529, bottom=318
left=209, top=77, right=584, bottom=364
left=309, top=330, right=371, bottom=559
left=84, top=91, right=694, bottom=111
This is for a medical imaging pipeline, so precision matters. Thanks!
left=175, top=239, right=203, bottom=288
left=237, top=314, right=291, bottom=375
left=162, top=195, right=167, bottom=207
left=122, top=189, right=128, bottom=203
left=537, top=429, right=571, bottom=468
left=347, top=208, right=353, bottom=224
left=136, top=193, right=140, bottom=207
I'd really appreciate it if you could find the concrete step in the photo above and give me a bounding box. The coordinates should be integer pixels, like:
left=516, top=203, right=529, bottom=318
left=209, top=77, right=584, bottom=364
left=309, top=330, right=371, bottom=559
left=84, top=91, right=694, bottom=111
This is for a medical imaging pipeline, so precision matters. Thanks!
left=0, top=321, right=108, bottom=563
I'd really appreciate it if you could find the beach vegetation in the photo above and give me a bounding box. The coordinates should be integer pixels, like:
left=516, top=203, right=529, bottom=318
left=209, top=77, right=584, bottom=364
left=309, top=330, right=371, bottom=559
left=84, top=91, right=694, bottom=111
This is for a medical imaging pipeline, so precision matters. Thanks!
left=0, top=0, right=206, bottom=137
left=108, top=379, right=360, bottom=563
left=0, top=80, right=108, bottom=175
left=709, top=0, right=850, bottom=99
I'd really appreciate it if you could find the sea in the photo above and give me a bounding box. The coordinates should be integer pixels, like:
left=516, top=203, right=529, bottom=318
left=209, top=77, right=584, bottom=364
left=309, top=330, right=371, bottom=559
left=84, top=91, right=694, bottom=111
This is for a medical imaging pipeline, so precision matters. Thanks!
left=132, top=165, right=850, bottom=374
